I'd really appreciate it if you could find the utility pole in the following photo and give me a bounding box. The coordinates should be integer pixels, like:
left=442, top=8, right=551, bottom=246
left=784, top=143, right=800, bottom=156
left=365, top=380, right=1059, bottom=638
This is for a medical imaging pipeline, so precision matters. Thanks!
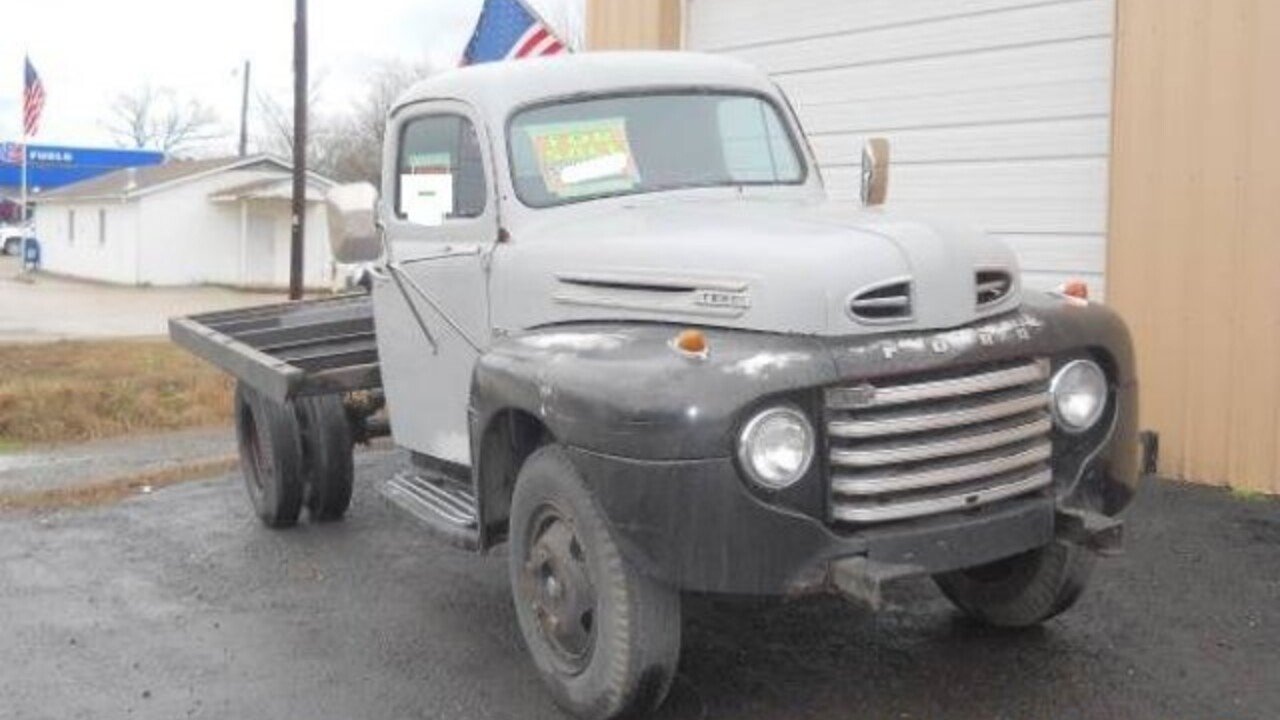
left=237, top=60, right=251, bottom=157
left=289, top=0, right=307, bottom=300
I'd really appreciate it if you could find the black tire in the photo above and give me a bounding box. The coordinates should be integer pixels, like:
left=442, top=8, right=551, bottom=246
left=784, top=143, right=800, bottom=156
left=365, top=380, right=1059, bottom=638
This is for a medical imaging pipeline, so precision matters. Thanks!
left=295, top=394, right=354, bottom=522
left=234, top=382, right=304, bottom=528
left=3, top=238, right=18, bottom=256
left=933, top=539, right=1096, bottom=628
left=509, top=445, right=681, bottom=720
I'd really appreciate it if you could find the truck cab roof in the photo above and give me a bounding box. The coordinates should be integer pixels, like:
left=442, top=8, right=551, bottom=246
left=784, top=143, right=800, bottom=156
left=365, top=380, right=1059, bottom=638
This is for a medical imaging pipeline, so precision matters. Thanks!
left=393, top=52, right=780, bottom=121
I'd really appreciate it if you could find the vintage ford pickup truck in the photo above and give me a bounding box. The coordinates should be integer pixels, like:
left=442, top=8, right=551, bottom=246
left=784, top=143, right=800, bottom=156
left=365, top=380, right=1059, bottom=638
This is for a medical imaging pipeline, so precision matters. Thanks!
left=171, top=52, right=1151, bottom=719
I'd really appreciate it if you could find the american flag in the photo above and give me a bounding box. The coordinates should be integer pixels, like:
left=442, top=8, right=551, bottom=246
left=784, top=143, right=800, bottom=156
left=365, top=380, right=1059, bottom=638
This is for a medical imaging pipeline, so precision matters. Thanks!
left=461, top=0, right=567, bottom=66
left=23, top=56, right=46, bottom=137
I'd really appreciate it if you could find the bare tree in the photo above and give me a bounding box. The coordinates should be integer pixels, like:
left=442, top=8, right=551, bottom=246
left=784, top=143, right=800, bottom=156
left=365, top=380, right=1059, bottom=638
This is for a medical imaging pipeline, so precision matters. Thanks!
left=104, top=85, right=223, bottom=155
left=254, top=60, right=429, bottom=184
left=326, top=60, right=430, bottom=184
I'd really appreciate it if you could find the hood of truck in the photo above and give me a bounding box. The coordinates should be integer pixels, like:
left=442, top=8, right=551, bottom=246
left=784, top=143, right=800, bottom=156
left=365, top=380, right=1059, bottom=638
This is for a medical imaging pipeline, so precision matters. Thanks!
left=490, top=197, right=1021, bottom=337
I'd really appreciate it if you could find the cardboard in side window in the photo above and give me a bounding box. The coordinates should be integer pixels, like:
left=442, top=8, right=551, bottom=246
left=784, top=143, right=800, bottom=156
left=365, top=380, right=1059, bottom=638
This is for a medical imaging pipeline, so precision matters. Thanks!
left=401, top=174, right=453, bottom=226
left=400, top=152, right=454, bottom=226
left=525, top=118, right=639, bottom=199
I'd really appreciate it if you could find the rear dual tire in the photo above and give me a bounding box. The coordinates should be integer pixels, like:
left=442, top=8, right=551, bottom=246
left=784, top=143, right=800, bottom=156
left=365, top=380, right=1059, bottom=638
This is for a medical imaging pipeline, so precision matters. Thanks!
left=233, top=382, right=353, bottom=528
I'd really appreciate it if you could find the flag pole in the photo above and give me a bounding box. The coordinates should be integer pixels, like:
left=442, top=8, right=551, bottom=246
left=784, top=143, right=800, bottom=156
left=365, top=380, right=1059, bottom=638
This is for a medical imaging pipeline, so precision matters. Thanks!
left=19, top=134, right=27, bottom=229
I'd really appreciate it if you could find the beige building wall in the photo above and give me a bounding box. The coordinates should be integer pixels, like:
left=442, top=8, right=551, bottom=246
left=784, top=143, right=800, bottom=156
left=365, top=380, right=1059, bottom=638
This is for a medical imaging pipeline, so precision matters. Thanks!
left=587, top=0, right=682, bottom=50
left=1108, top=0, right=1280, bottom=493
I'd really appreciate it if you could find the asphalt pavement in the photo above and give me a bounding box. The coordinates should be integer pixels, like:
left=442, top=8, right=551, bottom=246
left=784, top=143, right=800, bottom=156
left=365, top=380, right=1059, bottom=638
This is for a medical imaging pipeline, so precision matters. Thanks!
left=1, top=446, right=1277, bottom=720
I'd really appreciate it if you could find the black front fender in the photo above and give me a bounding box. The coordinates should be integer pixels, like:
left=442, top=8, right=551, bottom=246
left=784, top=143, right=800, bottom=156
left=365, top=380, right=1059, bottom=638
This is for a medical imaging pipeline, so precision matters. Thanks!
left=469, top=294, right=1141, bottom=587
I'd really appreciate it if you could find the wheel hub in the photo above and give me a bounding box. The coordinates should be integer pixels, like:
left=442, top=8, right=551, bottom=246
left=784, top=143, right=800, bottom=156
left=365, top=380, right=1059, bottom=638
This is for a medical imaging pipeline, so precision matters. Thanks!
left=523, top=511, right=596, bottom=672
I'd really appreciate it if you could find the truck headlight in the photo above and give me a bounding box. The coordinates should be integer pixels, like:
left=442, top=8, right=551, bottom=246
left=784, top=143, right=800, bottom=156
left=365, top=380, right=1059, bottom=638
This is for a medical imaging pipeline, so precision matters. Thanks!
left=738, top=406, right=814, bottom=489
left=1050, top=359, right=1108, bottom=433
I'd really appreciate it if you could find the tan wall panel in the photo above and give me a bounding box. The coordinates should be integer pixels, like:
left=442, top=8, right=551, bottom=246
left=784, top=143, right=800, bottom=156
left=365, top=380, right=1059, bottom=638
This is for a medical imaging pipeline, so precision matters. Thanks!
left=587, top=0, right=682, bottom=50
left=1109, top=0, right=1280, bottom=492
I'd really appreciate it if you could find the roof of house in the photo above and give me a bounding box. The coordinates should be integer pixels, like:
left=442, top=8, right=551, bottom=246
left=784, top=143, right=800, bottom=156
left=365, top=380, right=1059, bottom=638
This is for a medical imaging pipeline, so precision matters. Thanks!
left=209, top=175, right=333, bottom=203
left=34, top=155, right=296, bottom=203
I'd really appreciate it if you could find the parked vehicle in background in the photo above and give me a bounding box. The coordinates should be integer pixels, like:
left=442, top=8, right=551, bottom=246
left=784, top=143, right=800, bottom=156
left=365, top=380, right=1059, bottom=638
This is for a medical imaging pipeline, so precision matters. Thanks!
left=171, top=52, right=1152, bottom=720
left=2, top=226, right=33, bottom=256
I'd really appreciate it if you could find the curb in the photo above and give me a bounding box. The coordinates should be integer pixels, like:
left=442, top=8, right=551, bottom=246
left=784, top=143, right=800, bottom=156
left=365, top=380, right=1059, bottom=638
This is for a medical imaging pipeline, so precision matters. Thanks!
left=0, top=456, right=239, bottom=511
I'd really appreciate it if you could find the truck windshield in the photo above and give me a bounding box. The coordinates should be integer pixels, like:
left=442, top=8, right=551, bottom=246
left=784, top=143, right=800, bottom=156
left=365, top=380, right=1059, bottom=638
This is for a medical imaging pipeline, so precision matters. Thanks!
left=508, top=92, right=805, bottom=207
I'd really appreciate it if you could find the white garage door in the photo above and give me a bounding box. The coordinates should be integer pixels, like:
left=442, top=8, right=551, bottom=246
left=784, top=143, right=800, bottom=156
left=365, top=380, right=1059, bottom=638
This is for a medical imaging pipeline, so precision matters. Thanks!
left=686, top=0, right=1115, bottom=295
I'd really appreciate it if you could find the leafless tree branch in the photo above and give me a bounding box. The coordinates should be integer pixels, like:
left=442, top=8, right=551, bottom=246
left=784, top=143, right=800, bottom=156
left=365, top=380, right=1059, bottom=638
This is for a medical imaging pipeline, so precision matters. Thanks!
left=103, top=85, right=223, bottom=155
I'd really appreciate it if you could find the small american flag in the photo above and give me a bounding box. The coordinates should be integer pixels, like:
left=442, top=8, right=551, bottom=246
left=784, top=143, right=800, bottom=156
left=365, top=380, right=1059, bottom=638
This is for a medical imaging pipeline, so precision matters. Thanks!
left=23, top=56, right=46, bottom=137
left=461, top=0, right=567, bottom=66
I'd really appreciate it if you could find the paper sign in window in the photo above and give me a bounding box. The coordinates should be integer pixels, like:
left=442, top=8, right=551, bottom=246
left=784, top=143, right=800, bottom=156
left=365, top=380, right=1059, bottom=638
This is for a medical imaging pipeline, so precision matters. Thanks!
left=525, top=118, right=639, bottom=199
left=400, top=173, right=453, bottom=227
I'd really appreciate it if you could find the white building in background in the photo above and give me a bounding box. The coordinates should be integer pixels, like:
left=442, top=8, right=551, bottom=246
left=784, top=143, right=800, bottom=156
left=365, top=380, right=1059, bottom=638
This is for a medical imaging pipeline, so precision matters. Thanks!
left=33, top=155, right=337, bottom=289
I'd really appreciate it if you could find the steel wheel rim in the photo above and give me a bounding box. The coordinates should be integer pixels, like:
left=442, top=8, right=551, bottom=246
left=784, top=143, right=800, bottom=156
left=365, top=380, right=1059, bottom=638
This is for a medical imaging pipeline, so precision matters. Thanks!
left=520, top=502, right=597, bottom=675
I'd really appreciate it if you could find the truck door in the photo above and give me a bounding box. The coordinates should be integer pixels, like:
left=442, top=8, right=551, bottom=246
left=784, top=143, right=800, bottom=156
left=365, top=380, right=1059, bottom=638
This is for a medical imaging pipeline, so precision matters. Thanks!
left=372, top=101, right=495, bottom=466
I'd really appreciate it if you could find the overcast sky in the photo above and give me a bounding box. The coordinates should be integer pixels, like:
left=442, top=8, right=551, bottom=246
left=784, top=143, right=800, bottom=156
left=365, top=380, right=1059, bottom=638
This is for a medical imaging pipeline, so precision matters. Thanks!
left=1, top=0, right=584, bottom=154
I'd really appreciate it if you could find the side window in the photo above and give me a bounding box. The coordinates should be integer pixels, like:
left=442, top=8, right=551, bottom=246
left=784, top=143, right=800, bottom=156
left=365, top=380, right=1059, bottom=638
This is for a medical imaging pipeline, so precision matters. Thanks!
left=716, top=97, right=801, bottom=183
left=397, top=114, right=487, bottom=226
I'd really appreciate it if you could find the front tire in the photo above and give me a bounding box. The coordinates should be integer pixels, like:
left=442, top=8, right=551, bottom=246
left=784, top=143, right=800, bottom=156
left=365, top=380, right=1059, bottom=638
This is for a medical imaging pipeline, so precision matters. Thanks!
left=933, top=539, right=1095, bottom=627
left=509, top=445, right=681, bottom=720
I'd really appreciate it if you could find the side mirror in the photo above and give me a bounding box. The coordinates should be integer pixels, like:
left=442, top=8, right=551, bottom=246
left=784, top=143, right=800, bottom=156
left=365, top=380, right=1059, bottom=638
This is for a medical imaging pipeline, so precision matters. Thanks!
left=325, top=182, right=382, bottom=264
left=860, top=137, right=890, bottom=206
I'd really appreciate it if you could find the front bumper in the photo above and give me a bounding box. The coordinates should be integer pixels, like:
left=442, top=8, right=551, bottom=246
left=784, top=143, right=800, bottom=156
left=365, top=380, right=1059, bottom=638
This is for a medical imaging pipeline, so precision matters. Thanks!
left=569, top=447, right=1136, bottom=596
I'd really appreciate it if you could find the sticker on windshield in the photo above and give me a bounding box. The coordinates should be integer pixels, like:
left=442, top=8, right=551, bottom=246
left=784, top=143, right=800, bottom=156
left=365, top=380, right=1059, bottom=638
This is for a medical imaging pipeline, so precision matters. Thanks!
left=524, top=118, right=639, bottom=199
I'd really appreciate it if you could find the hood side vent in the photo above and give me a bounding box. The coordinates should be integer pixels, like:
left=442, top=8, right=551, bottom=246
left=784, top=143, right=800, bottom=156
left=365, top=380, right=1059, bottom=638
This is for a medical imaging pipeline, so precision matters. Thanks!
left=848, top=278, right=912, bottom=323
left=976, top=270, right=1014, bottom=308
left=552, top=271, right=751, bottom=318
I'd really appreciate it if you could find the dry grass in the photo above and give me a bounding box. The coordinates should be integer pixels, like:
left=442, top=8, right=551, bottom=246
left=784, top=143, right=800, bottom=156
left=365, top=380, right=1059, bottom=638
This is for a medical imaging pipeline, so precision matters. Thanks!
left=0, top=340, right=233, bottom=446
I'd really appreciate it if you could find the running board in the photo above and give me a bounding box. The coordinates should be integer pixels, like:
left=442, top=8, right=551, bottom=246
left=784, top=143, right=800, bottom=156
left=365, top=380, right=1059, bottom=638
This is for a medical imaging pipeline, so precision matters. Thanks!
left=380, top=471, right=480, bottom=550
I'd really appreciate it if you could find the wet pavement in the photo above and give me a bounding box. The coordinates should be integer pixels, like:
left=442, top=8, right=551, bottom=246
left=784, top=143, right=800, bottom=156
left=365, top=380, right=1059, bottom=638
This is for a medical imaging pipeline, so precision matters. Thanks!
left=1, top=447, right=1277, bottom=720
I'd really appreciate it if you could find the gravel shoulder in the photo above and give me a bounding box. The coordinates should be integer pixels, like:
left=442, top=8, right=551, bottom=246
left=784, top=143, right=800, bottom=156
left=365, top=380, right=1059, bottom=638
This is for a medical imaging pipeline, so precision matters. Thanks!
left=0, top=427, right=235, bottom=496
left=0, top=449, right=1276, bottom=720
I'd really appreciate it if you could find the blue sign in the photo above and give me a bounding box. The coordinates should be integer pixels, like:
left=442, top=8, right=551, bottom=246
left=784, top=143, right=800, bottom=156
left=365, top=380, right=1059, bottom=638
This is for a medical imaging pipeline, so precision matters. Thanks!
left=0, top=143, right=165, bottom=191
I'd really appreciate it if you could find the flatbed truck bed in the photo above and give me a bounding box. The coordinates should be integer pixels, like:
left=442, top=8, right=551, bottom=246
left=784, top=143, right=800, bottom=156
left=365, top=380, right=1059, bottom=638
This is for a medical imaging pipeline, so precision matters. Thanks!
left=168, top=293, right=381, bottom=404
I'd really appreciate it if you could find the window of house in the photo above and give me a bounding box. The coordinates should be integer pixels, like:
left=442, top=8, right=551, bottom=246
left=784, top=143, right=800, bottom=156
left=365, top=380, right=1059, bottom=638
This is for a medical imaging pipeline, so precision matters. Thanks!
left=396, top=114, right=487, bottom=226
left=68, top=209, right=75, bottom=245
left=98, top=208, right=107, bottom=245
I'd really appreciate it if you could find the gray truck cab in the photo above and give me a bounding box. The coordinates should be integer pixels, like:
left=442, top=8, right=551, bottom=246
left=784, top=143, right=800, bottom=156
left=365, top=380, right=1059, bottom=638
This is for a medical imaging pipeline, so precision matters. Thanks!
left=173, top=52, right=1147, bottom=720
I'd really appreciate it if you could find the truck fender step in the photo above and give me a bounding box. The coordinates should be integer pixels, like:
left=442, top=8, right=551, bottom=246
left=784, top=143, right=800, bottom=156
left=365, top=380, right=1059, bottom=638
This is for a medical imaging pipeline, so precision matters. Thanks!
left=380, top=471, right=480, bottom=551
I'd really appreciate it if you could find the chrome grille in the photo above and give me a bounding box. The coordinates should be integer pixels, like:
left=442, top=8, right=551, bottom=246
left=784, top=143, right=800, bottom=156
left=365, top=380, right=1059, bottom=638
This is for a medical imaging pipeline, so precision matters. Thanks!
left=825, top=359, right=1053, bottom=525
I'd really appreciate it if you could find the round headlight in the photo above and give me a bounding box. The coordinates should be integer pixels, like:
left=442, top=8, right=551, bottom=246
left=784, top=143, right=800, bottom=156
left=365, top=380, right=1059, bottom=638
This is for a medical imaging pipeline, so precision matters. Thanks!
left=1050, top=359, right=1108, bottom=432
left=738, top=406, right=815, bottom=489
